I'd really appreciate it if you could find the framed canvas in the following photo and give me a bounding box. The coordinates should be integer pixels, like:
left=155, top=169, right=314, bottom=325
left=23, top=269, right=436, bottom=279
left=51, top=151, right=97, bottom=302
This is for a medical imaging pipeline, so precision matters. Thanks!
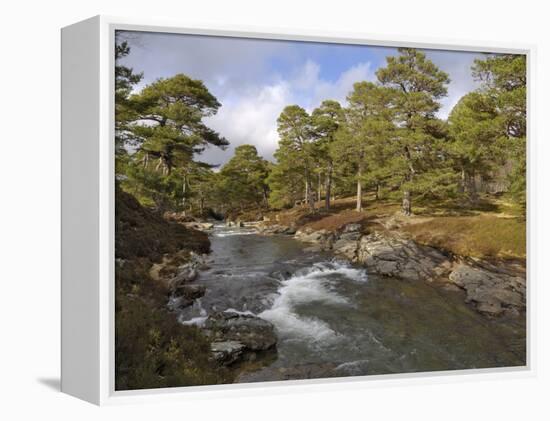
left=61, top=15, right=534, bottom=405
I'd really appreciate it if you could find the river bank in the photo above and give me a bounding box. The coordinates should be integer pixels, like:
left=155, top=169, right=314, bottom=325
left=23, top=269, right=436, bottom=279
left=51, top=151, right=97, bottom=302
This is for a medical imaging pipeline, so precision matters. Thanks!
left=252, top=217, right=526, bottom=318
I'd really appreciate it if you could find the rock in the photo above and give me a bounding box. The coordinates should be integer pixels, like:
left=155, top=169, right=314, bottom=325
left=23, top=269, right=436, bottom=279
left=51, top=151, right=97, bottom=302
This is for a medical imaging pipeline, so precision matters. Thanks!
left=270, top=270, right=293, bottom=280
left=294, top=229, right=335, bottom=250
left=376, top=260, right=399, bottom=276
left=210, top=341, right=246, bottom=365
left=342, top=223, right=362, bottom=233
left=332, top=239, right=359, bottom=260
left=448, top=263, right=525, bottom=315
left=338, top=231, right=362, bottom=241
left=355, top=233, right=449, bottom=281
left=183, top=222, right=214, bottom=231
left=204, top=312, right=277, bottom=351
left=168, top=265, right=198, bottom=288
left=173, top=284, right=206, bottom=300
left=256, top=224, right=295, bottom=235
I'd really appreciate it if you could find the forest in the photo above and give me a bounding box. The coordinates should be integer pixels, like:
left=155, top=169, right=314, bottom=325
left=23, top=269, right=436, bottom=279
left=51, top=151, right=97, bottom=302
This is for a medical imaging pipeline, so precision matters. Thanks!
left=116, top=42, right=526, bottom=221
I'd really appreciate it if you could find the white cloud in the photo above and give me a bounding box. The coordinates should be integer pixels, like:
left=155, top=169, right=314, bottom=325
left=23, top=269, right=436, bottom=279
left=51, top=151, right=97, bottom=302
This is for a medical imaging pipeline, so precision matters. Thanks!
left=203, top=60, right=374, bottom=164
left=425, top=50, right=484, bottom=118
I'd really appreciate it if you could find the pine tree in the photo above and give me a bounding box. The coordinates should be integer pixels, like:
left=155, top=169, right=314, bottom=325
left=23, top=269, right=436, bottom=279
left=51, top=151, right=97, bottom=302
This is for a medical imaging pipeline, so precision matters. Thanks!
left=472, top=54, right=527, bottom=210
left=311, top=100, right=343, bottom=210
left=448, top=92, right=505, bottom=202
left=125, top=74, right=228, bottom=210
left=271, top=105, right=316, bottom=211
left=331, top=82, right=397, bottom=211
left=376, top=48, right=452, bottom=215
left=114, top=38, right=142, bottom=174
left=218, top=145, right=270, bottom=210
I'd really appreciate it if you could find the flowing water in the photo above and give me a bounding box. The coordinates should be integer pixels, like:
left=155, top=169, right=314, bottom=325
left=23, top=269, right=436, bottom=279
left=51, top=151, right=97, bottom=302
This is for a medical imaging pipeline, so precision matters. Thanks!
left=176, top=224, right=526, bottom=381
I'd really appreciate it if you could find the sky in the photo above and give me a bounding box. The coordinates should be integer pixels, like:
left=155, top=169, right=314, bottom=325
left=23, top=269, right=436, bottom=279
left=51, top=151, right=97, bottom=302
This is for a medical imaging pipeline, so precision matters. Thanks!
left=118, top=31, right=486, bottom=166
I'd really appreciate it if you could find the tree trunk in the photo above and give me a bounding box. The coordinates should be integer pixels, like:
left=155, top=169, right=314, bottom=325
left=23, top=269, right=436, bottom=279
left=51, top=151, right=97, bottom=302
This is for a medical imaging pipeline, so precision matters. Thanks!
left=317, top=173, right=322, bottom=203
left=459, top=167, right=466, bottom=193
left=375, top=182, right=381, bottom=200
left=325, top=163, right=333, bottom=210
left=182, top=175, right=187, bottom=208
left=402, top=146, right=415, bottom=216
left=402, top=190, right=411, bottom=216
left=356, top=165, right=363, bottom=212
left=304, top=178, right=309, bottom=206
left=304, top=179, right=315, bottom=212
left=467, top=173, right=478, bottom=203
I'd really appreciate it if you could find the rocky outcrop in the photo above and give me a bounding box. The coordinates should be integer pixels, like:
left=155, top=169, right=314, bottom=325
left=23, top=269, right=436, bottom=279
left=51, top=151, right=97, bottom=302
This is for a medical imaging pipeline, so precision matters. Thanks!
left=170, top=284, right=207, bottom=309
left=448, top=262, right=526, bottom=316
left=355, top=233, right=452, bottom=282
left=203, top=312, right=277, bottom=365
left=166, top=251, right=208, bottom=290
left=256, top=223, right=296, bottom=235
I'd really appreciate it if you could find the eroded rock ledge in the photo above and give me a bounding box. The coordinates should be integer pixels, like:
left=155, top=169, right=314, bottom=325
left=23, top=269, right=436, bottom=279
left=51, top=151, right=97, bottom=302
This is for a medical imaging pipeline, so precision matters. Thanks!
left=257, top=221, right=526, bottom=317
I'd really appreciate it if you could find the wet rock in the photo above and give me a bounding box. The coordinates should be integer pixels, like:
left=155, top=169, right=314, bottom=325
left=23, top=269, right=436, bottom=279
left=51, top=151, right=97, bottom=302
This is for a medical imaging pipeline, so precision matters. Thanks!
left=173, top=284, right=206, bottom=300
left=204, top=312, right=277, bottom=352
left=270, top=270, right=293, bottom=280
left=168, top=266, right=198, bottom=290
left=210, top=341, right=246, bottom=365
left=183, top=222, right=214, bottom=231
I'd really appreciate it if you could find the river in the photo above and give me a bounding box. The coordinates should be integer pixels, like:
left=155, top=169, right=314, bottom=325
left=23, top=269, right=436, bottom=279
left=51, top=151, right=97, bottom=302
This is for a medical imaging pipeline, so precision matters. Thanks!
left=175, top=224, right=526, bottom=381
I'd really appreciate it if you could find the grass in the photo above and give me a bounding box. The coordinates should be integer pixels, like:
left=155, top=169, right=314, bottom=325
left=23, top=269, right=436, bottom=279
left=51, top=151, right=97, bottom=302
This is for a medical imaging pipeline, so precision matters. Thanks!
left=401, top=215, right=526, bottom=260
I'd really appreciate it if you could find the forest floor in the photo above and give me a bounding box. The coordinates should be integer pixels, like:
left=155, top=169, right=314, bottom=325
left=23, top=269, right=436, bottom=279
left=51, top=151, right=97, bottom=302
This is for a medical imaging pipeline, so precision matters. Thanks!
left=257, top=193, right=526, bottom=262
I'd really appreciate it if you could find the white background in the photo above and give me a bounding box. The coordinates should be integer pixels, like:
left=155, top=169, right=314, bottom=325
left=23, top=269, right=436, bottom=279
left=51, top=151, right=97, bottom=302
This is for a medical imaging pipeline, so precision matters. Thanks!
left=0, top=0, right=548, bottom=419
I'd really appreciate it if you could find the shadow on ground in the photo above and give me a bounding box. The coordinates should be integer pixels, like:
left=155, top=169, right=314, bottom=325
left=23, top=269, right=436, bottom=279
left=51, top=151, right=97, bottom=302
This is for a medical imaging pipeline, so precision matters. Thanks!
left=37, top=377, right=60, bottom=392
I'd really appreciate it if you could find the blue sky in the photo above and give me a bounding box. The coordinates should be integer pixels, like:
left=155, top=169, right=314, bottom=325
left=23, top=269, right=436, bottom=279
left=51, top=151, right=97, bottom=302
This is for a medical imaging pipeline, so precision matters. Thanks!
left=118, top=31, right=485, bottom=166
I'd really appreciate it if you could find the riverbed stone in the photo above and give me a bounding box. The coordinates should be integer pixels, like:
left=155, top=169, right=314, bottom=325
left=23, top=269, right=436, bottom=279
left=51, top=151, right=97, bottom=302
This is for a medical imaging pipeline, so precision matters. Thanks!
left=204, top=312, right=277, bottom=351
left=210, top=341, right=246, bottom=365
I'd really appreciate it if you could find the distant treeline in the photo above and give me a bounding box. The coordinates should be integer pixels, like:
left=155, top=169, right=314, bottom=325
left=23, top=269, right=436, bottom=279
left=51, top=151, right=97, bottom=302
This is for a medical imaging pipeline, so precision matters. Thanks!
left=116, top=41, right=526, bottom=217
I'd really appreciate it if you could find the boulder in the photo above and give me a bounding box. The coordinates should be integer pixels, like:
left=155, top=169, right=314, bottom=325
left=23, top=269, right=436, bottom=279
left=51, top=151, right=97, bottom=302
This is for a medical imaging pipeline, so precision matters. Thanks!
left=210, top=341, right=246, bottom=365
left=448, top=263, right=525, bottom=315
left=355, top=233, right=450, bottom=281
left=168, top=265, right=198, bottom=289
left=204, top=312, right=277, bottom=351
left=332, top=238, right=359, bottom=260
left=173, top=284, right=206, bottom=300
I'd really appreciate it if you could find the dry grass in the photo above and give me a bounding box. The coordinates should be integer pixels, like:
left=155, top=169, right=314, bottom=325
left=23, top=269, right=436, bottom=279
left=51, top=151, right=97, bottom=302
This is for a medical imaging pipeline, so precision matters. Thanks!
left=401, top=215, right=526, bottom=260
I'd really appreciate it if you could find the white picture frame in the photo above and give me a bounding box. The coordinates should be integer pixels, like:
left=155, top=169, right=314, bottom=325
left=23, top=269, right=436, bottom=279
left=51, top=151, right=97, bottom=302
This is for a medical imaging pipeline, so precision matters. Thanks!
left=61, top=15, right=535, bottom=405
